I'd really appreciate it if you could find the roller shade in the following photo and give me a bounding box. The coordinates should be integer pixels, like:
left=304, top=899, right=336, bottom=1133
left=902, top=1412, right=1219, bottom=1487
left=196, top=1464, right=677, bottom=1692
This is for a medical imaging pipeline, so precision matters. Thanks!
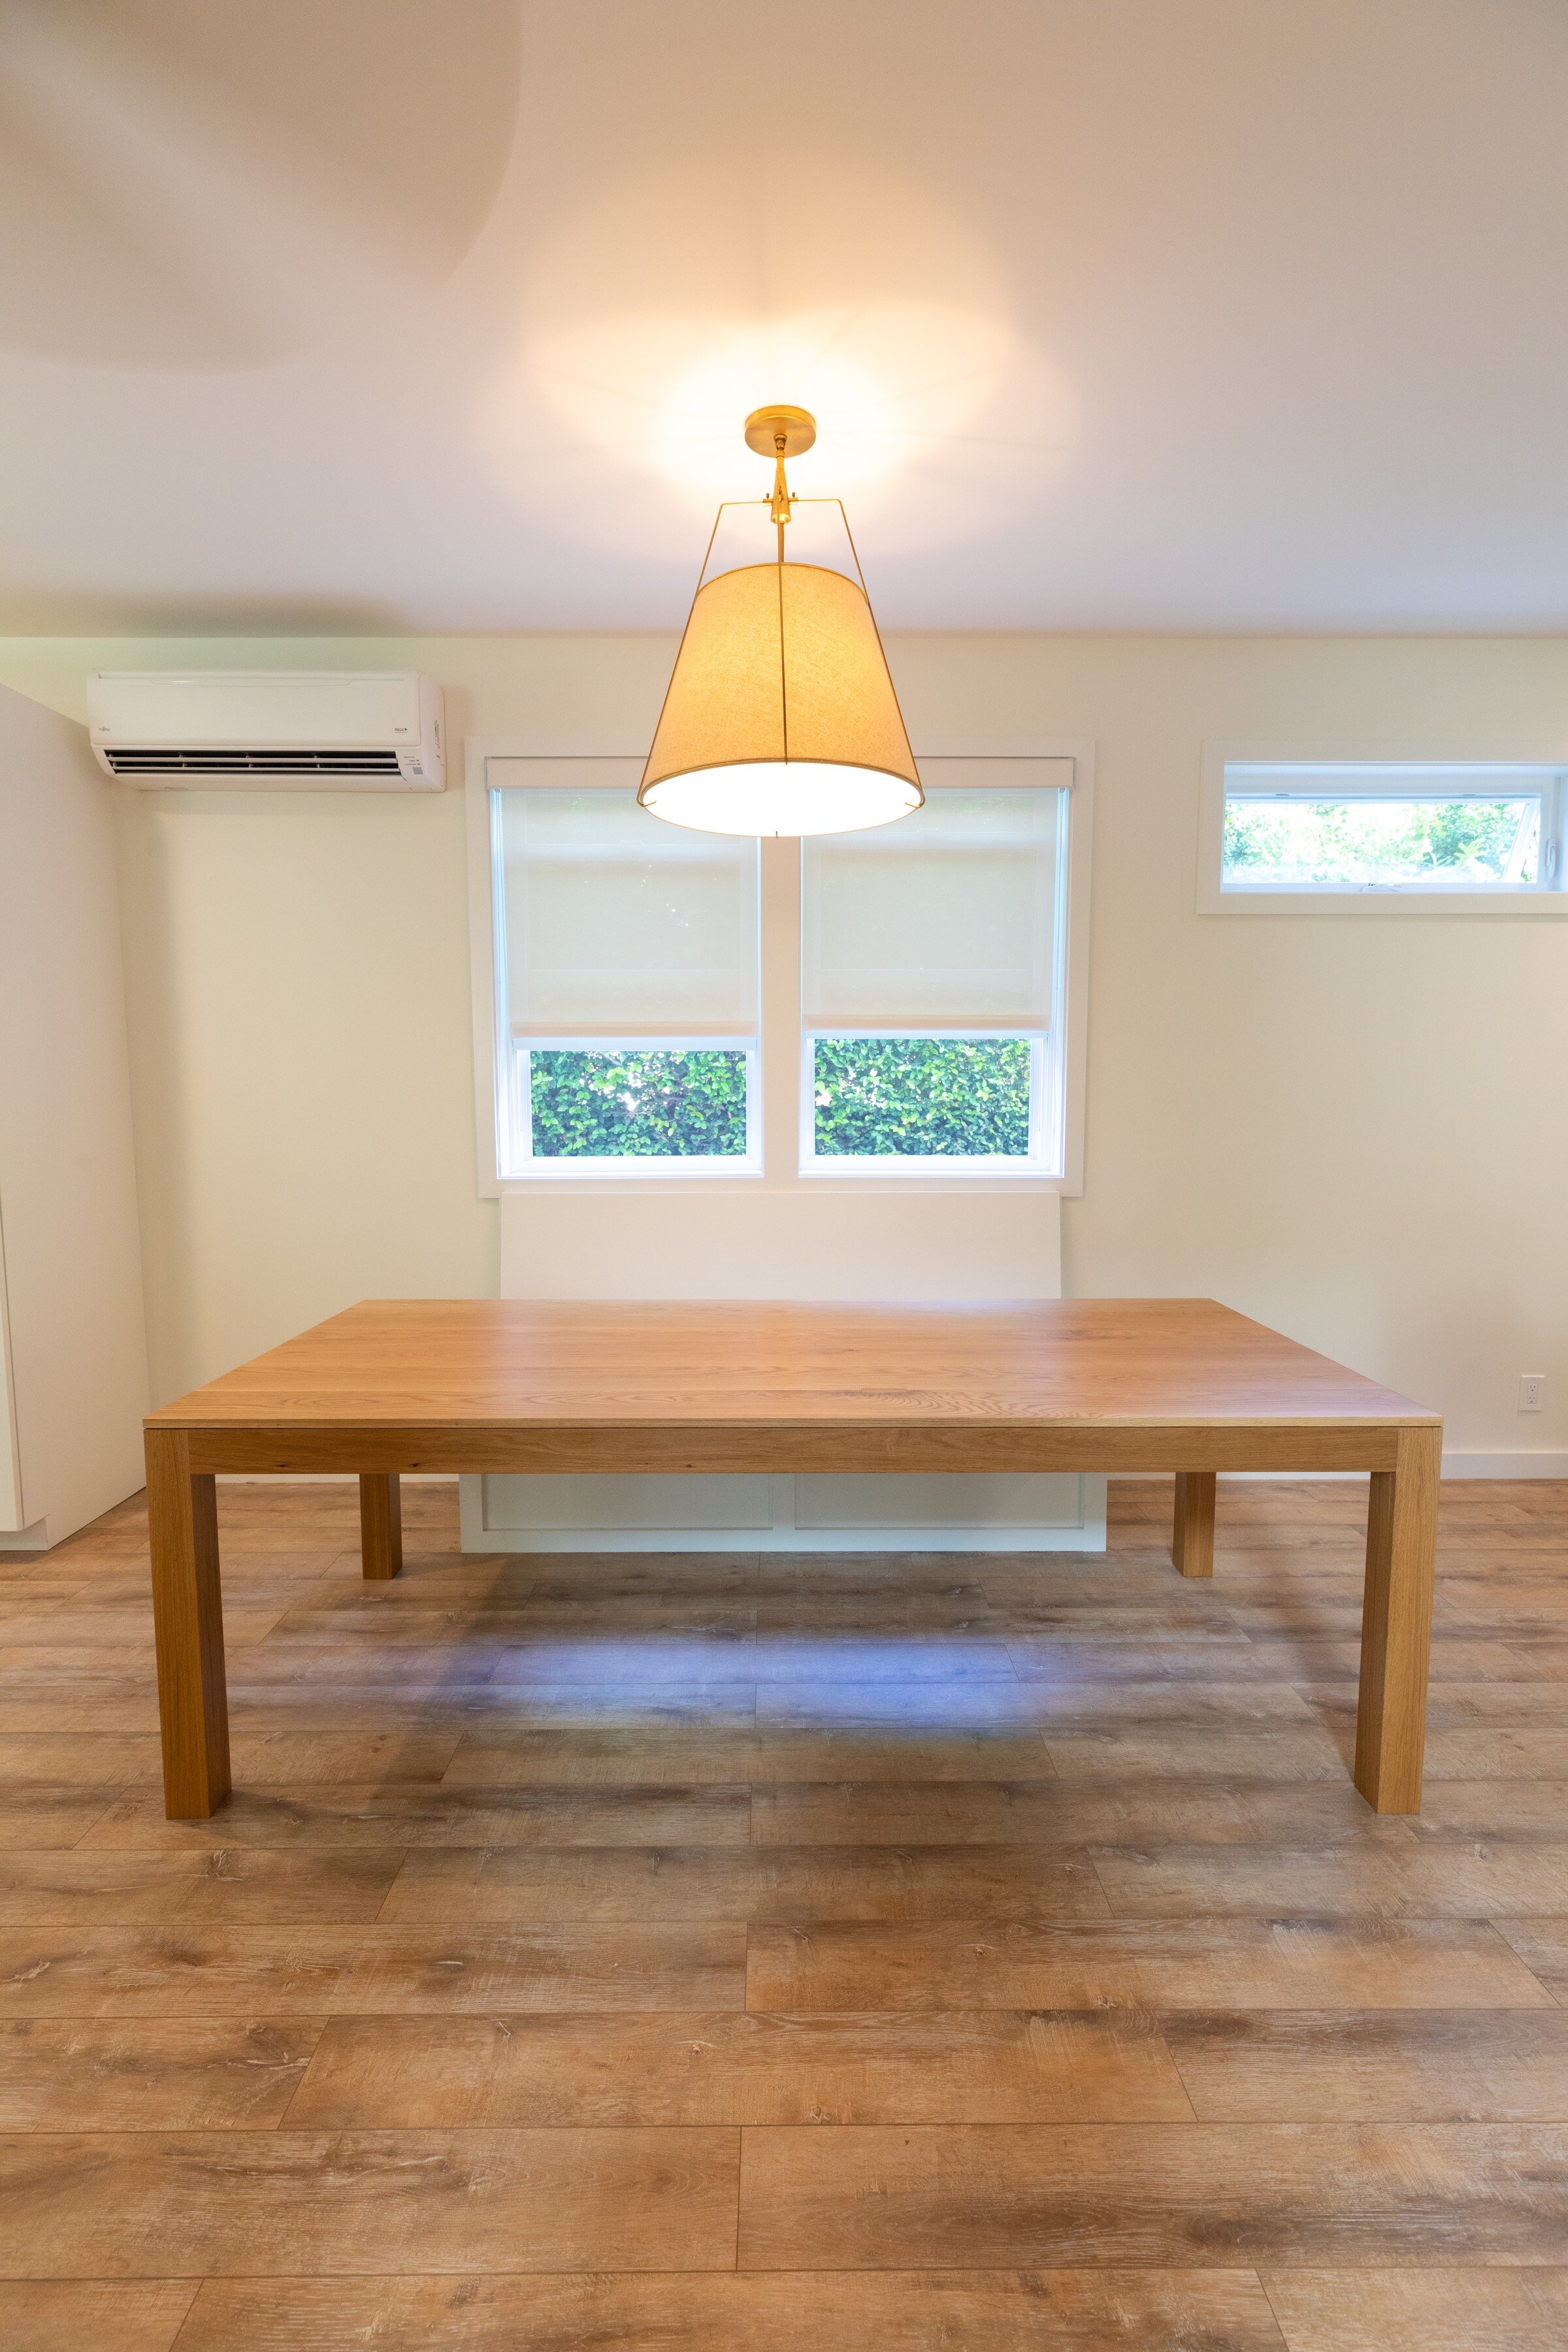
left=498, top=788, right=759, bottom=1037
left=802, top=787, right=1060, bottom=1030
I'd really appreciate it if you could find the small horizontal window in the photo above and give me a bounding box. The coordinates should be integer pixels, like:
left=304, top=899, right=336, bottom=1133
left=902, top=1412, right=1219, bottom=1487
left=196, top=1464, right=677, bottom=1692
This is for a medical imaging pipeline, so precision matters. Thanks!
left=1206, top=762, right=1567, bottom=911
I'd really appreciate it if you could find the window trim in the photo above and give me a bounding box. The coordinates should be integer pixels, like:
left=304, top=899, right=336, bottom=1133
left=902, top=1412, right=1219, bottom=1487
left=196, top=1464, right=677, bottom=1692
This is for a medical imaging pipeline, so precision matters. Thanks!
left=466, top=747, right=1094, bottom=1199
left=1199, top=745, right=1568, bottom=915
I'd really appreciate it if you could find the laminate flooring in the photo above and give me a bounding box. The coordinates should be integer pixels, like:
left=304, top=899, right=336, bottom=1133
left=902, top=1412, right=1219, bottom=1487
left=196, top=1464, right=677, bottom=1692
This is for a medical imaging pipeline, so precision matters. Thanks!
left=1, top=1476, right=1565, bottom=2349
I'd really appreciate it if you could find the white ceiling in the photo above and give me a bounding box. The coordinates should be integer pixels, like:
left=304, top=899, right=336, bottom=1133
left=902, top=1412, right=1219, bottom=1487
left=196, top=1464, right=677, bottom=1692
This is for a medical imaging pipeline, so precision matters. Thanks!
left=5, top=0, right=1568, bottom=633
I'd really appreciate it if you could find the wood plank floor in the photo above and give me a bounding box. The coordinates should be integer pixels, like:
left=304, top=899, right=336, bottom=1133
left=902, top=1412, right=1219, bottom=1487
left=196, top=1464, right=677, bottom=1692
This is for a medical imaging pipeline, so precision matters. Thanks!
left=0, top=1476, right=1565, bottom=2349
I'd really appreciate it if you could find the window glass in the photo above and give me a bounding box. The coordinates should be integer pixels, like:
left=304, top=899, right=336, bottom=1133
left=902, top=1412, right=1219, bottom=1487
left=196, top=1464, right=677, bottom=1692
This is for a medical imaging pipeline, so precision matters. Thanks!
left=811, top=1036, right=1033, bottom=1159
left=1221, top=764, right=1558, bottom=894
left=529, top=1047, right=751, bottom=1161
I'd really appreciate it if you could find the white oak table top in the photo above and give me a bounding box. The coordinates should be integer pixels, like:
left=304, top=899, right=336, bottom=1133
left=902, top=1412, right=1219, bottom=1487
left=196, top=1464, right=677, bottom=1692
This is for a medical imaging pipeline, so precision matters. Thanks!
left=147, top=1296, right=1435, bottom=1434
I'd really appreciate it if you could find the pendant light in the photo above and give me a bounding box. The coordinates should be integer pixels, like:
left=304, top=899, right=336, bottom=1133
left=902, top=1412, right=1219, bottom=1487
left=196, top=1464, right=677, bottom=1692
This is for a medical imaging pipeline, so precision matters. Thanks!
left=638, top=406, right=924, bottom=838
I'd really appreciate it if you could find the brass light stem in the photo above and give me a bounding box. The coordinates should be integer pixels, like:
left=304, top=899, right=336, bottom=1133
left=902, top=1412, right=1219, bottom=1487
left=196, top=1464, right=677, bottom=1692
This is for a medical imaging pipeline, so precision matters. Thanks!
left=770, top=433, right=792, bottom=529
left=745, top=404, right=815, bottom=536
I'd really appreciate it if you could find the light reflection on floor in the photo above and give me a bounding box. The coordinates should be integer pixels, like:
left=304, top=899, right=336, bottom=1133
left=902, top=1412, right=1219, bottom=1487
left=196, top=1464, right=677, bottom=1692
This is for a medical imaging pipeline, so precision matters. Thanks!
left=253, top=1527, right=1299, bottom=1739
left=371, top=1632, right=1052, bottom=1730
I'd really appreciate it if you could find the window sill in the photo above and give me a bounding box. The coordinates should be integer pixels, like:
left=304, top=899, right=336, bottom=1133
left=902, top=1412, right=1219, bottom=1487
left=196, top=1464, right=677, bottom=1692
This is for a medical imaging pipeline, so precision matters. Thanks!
left=1201, top=886, right=1568, bottom=916
left=500, top=1160, right=762, bottom=1183
left=493, top=1169, right=1068, bottom=1198
left=800, top=1156, right=1062, bottom=1182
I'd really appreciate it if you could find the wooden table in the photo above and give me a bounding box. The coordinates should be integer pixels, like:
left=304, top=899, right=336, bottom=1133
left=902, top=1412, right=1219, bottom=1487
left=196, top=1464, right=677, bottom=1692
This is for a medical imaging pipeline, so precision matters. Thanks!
left=143, top=1298, right=1441, bottom=1821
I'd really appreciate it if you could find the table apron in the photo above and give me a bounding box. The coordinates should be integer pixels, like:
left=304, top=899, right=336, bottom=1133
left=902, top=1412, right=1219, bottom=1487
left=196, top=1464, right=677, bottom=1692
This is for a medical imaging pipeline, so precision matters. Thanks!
left=178, top=1422, right=1409, bottom=1477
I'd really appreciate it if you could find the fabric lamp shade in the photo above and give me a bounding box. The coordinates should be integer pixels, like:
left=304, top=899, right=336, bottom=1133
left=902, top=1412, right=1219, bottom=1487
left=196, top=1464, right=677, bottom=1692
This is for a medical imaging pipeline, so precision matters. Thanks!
left=639, top=562, right=923, bottom=838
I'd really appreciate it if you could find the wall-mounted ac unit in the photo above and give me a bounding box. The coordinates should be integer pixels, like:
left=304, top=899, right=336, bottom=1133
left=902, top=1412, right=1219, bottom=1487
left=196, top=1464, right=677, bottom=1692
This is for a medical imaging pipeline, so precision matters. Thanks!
left=86, top=670, right=444, bottom=790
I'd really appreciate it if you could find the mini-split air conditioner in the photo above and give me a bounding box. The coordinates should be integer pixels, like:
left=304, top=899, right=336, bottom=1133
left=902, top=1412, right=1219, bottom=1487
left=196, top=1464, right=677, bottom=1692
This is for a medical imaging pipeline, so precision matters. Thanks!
left=86, top=670, right=444, bottom=789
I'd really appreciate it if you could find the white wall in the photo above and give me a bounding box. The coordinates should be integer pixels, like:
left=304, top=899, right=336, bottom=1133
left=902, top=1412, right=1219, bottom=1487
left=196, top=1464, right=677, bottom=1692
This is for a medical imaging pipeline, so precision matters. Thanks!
left=1, top=631, right=1564, bottom=1465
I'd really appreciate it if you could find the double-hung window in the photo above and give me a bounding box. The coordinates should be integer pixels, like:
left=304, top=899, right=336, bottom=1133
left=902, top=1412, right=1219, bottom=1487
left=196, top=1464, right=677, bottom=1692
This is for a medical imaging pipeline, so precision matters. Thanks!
left=474, top=754, right=1088, bottom=1190
left=491, top=779, right=760, bottom=1175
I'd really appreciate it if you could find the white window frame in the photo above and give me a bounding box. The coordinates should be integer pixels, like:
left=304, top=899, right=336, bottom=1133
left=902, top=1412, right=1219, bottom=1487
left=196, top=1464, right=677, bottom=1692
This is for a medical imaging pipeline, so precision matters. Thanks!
left=467, top=748, right=1094, bottom=1198
left=1200, top=745, right=1568, bottom=915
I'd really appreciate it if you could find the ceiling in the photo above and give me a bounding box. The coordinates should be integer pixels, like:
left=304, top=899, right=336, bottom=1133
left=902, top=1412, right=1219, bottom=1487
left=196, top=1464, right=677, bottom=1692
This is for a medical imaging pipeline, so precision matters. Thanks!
left=4, top=0, right=1568, bottom=634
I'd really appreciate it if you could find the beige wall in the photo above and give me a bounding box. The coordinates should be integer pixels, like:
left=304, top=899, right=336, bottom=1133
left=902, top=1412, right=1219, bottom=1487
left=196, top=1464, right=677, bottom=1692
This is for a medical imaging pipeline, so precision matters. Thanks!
left=0, top=685, right=146, bottom=1541
left=2, top=631, right=1564, bottom=1464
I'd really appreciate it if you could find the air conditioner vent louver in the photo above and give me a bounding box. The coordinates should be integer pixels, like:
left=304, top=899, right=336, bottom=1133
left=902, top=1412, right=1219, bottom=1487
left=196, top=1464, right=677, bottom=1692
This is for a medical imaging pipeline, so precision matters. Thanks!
left=103, top=747, right=404, bottom=776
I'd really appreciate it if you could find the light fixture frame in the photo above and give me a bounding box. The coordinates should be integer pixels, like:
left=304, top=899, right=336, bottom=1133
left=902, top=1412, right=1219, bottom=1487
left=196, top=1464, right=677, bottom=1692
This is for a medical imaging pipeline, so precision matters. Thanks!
left=637, top=409, right=924, bottom=837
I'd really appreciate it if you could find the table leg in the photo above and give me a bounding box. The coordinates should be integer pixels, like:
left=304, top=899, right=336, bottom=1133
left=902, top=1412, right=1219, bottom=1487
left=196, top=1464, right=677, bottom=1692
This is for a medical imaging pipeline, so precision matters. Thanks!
left=1355, top=1424, right=1441, bottom=1814
left=146, top=1428, right=231, bottom=1820
left=1172, top=1471, right=1217, bottom=1576
left=359, top=1473, right=402, bottom=1580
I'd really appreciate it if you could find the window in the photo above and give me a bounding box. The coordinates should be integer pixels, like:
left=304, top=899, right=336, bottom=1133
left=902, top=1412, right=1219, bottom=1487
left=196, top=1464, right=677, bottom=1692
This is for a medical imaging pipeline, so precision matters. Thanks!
left=491, top=784, right=760, bottom=1175
left=1202, top=757, right=1568, bottom=913
left=801, top=787, right=1066, bottom=1173
left=472, top=755, right=1090, bottom=1192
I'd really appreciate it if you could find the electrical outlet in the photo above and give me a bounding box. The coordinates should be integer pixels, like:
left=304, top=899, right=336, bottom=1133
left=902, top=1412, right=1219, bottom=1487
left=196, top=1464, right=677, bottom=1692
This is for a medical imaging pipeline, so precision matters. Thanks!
left=1520, top=1373, right=1547, bottom=1414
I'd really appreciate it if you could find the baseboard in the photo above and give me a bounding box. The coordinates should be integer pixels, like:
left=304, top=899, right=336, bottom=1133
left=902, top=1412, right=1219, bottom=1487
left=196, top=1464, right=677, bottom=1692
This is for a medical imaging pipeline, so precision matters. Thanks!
left=1439, top=1451, right=1568, bottom=1479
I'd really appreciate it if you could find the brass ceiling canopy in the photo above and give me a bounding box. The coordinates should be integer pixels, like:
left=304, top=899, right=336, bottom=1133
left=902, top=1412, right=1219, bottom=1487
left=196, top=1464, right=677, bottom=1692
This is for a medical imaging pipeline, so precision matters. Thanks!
left=742, top=404, right=817, bottom=459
